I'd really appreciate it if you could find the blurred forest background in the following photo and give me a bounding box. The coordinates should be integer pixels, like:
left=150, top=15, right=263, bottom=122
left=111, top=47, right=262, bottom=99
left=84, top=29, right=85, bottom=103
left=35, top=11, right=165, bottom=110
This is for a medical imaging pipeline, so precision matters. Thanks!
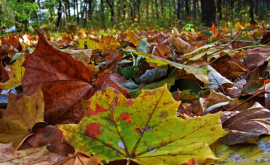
left=0, top=0, right=269, bottom=32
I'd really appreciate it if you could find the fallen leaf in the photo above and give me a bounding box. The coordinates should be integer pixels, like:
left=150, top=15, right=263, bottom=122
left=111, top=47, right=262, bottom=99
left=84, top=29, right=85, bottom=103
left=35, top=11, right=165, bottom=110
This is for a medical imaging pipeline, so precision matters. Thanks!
left=221, top=102, right=270, bottom=145
left=59, top=85, right=227, bottom=164
left=0, top=62, right=9, bottom=83
left=22, top=28, right=95, bottom=124
left=205, top=65, right=233, bottom=90
left=135, top=65, right=168, bottom=84
left=54, top=152, right=103, bottom=165
left=125, top=30, right=141, bottom=47
left=0, top=87, right=44, bottom=150
left=0, top=143, right=65, bottom=164
left=0, top=55, right=25, bottom=90
left=211, top=136, right=270, bottom=164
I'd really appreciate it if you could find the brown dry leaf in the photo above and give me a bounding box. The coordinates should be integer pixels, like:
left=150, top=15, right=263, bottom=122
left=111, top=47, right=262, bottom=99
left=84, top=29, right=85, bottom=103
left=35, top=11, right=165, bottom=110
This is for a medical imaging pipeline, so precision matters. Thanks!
left=0, top=143, right=65, bottom=164
left=22, top=125, right=63, bottom=153
left=22, top=28, right=96, bottom=124
left=54, top=152, right=103, bottom=165
left=0, top=87, right=44, bottom=150
left=153, top=45, right=172, bottom=59
left=211, top=55, right=247, bottom=79
left=0, top=62, right=10, bottom=83
left=104, top=50, right=122, bottom=70
left=97, top=70, right=130, bottom=98
left=173, top=36, right=190, bottom=53
left=61, top=49, right=92, bottom=65
left=202, top=89, right=253, bottom=112
left=221, top=102, right=270, bottom=145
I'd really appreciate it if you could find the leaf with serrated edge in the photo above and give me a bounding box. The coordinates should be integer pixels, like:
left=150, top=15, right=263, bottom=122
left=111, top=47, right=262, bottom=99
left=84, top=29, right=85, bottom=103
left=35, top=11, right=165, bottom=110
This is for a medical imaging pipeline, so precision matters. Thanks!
left=0, top=86, right=44, bottom=150
left=0, top=55, right=25, bottom=90
left=59, top=84, right=227, bottom=164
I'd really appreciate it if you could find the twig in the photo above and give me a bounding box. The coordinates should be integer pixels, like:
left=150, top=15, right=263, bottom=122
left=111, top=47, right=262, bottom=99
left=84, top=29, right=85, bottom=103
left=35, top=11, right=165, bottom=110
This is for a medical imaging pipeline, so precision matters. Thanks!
left=226, top=91, right=266, bottom=111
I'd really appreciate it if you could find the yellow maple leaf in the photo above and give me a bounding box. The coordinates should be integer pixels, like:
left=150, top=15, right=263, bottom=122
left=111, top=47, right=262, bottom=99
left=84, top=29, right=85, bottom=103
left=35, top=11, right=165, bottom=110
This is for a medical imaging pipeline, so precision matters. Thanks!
left=125, top=30, right=141, bottom=46
left=0, top=86, right=44, bottom=150
left=0, top=55, right=25, bottom=90
left=99, top=35, right=120, bottom=52
left=235, top=22, right=243, bottom=33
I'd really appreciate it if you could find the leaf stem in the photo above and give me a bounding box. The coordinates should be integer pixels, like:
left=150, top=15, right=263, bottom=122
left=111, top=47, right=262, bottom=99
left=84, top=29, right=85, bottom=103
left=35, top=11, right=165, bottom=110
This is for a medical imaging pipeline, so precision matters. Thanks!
left=126, top=158, right=131, bottom=165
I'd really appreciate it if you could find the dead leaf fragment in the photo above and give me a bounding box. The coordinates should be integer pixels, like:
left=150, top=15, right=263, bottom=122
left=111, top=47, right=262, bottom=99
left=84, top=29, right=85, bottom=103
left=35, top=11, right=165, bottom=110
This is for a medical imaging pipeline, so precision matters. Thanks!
left=54, top=152, right=103, bottom=165
left=221, top=102, right=270, bottom=145
left=0, top=143, right=65, bottom=164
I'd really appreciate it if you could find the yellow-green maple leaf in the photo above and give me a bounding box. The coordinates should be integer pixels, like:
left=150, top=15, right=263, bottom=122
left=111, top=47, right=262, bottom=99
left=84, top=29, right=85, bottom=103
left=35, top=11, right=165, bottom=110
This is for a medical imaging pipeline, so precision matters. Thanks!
left=59, top=85, right=227, bottom=164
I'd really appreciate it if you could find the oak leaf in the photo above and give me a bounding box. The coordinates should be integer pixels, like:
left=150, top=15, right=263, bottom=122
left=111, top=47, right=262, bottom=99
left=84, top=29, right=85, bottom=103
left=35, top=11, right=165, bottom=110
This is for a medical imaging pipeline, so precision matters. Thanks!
left=0, top=86, right=44, bottom=150
left=59, top=85, right=227, bottom=164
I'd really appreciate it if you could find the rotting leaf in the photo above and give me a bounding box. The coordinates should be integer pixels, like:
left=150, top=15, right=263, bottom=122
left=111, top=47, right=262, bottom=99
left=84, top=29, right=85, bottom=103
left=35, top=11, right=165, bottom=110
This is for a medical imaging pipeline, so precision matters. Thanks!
left=59, top=85, right=227, bottom=164
left=0, top=143, right=65, bottom=164
left=221, top=102, right=270, bottom=145
left=211, top=136, right=270, bottom=164
left=54, top=152, right=103, bottom=165
left=0, top=86, right=44, bottom=150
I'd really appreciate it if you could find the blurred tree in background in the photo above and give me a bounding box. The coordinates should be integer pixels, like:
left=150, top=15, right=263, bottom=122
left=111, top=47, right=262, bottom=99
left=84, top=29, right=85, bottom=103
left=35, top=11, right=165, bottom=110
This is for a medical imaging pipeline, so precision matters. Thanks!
left=0, top=0, right=269, bottom=32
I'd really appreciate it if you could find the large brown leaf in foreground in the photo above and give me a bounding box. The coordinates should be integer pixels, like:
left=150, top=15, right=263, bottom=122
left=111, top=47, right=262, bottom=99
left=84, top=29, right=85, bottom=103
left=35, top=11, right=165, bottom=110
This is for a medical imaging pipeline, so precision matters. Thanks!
left=221, top=102, right=270, bottom=145
left=22, top=28, right=95, bottom=124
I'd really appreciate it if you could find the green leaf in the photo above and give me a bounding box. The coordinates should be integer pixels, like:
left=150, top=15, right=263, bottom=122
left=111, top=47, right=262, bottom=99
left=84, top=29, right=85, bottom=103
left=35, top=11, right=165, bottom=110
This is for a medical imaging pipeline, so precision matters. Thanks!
left=130, top=77, right=175, bottom=98
left=10, top=53, right=22, bottom=63
left=135, top=65, right=168, bottom=84
left=59, top=85, right=227, bottom=164
left=121, top=66, right=138, bottom=79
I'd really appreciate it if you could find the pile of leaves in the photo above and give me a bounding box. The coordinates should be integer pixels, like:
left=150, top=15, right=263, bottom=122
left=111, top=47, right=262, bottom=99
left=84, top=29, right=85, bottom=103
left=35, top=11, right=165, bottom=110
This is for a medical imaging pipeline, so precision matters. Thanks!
left=1, top=23, right=270, bottom=164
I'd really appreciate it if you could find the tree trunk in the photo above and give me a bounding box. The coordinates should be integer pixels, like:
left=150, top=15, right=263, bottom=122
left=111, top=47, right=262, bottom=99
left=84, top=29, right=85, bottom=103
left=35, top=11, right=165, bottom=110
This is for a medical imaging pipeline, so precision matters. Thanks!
left=201, top=0, right=216, bottom=27
left=146, top=2, right=149, bottom=22
left=193, top=0, right=197, bottom=20
left=137, top=0, right=140, bottom=22
left=61, top=1, right=67, bottom=29
left=73, top=0, right=76, bottom=17
left=155, top=0, right=159, bottom=20
left=185, top=0, right=189, bottom=17
left=88, top=0, right=93, bottom=22
left=123, top=1, right=126, bottom=22
left=249, top=0, right=256, bottom=24
left=130, top=1, right=134, bottom=21
left=255, top=0, right=258, bottom=16
left=177, top=0, right=181, bottom=20
left=100, top=0, right=105, bottom=27
left=56, top=0, right=62, bottom=31
left=106, top=0, right=114, bottom=22
left=76, top=0, right=79, bottom=24
left=217, top=0, right=222, bottom=20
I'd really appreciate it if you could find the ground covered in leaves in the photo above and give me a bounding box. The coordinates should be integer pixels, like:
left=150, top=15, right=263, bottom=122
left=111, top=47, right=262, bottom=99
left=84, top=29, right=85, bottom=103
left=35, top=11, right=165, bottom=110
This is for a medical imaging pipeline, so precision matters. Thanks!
left=1, top=23, right=270, bottom=164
